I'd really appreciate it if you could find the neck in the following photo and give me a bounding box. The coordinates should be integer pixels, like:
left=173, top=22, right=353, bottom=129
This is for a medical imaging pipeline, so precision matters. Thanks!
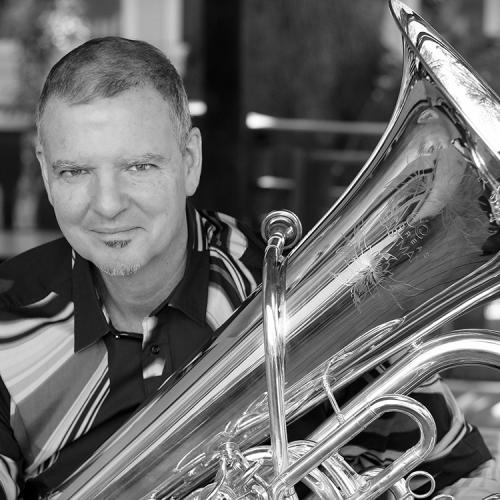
left=96, top=244, right=188, bottom=333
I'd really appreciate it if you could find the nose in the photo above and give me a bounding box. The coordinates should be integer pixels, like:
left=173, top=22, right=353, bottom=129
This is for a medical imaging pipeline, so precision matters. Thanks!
left=91, top=171, right=127, bottom=219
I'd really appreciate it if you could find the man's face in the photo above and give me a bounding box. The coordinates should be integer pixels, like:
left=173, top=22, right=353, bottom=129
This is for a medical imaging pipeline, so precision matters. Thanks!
left=36, top=87, right=201, bottom=277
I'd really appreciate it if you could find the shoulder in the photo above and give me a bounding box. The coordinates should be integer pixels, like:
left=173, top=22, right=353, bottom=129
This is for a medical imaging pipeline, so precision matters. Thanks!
left=198, top=209, right=265, bottom=266
left=0, top=237, right=72, bottom=307
left=196, top=209, right=265, bottom=300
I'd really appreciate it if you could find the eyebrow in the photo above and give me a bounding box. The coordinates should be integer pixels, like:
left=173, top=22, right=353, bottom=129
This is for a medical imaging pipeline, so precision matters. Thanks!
left=51, top=160, right=87, bottom=171
left=120, top=153, right=169, bottom=166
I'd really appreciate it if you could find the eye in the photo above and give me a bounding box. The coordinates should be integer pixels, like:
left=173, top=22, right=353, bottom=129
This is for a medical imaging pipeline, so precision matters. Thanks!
left=59, top=169, right=87, bottom=179
left=129, top=163, right=154, bottom=172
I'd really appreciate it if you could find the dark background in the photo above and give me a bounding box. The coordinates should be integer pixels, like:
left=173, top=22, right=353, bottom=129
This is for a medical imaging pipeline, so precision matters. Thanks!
left=1, top=0, right=500, bottom=231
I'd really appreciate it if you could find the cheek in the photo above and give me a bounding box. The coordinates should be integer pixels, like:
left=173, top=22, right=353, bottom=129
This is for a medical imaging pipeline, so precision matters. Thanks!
left=142, top=182, right=187, bottom=236
left=141, top=175, right=186, bottom=210
left=49, top=184, right=88, bottom=224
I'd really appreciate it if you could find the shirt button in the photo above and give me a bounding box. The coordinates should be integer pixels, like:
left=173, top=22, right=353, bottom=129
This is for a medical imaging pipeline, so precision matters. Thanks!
left=150, top=344, right=161, bottom=355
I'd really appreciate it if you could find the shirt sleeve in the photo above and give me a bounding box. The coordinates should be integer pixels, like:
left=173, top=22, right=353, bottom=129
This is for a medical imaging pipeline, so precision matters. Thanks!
left=438, top=458, right=500, bottom=499
left=0, top=377, right=22, bottom=499
left=0, top=456, right=19, bottom=500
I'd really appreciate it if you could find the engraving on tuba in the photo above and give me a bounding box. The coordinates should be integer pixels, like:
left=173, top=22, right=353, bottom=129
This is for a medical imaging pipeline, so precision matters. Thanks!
left=47, top=1, right=500, bottom=498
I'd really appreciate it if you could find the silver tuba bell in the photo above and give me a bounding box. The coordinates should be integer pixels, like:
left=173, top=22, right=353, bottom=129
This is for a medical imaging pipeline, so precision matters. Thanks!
left=47, top=0, right=500, bottom=498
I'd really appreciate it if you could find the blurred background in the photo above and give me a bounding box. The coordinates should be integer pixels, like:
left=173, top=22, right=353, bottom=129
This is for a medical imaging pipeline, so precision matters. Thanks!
left=2, top=0, right=500, bottom=432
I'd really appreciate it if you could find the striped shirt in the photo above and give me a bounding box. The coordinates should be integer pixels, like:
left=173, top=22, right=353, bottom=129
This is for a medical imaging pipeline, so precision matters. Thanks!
left=0, top=203, right=492, bottom=498
left=0, top=204, right=263, bottom=499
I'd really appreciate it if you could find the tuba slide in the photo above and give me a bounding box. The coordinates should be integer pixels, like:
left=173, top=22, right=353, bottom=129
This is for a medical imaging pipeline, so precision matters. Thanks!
left=47, top=0, right=500, bottom=498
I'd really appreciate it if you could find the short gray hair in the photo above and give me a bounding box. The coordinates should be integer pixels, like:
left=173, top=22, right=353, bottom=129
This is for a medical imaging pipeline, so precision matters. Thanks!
left=36, top=36, right=191, bottom=149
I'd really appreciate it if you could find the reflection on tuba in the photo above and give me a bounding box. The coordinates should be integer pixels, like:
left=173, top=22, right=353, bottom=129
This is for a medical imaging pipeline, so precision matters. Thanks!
left=47, top=1, right=500, bottom=498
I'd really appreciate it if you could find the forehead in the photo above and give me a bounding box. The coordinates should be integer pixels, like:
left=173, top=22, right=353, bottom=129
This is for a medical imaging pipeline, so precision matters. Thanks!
left=39, top=88, right=177, bottom=152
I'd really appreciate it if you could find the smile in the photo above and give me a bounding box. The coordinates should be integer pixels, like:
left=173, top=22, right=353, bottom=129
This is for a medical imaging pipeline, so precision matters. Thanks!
left=91, top=228, right=138, bottom=248
left=92, top=227, right=137, bottom=234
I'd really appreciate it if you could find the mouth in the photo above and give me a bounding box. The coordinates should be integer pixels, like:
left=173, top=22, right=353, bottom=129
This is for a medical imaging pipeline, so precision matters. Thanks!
left=91, top=227, right=138, bottom=236
left=90, top=228, right=138, bottom=249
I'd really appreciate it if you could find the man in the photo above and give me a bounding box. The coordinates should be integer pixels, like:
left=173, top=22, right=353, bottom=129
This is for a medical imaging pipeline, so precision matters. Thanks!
left=0, top=36, right=493, bottom=499
left=0, top=37, right=264, bottom=498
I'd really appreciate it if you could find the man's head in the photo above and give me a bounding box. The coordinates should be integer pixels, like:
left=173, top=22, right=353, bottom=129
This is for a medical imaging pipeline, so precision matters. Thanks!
left=36, top=37, right=202, bottom=278
left=36, top=36, right=191, bottom=150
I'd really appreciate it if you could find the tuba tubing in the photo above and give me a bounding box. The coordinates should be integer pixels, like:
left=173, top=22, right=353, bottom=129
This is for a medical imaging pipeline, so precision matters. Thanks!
left=270, top=393, right=437, bottom=499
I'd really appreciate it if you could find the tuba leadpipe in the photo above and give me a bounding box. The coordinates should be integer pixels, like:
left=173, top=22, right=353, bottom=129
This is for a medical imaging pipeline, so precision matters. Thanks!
left=261, top=209, right=303, bottom=479
left=47, top=0, right=500, bottom=498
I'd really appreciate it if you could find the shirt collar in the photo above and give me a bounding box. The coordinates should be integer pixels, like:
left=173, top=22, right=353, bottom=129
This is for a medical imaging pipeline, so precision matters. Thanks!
left=72, top=201, right=209, bottom=351
left=73, top=253, right=110, bottom=352
left=152, top=201, right=209, bottom=325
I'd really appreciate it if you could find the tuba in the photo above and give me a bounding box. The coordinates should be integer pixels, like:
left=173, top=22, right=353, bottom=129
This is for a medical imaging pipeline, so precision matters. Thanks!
left=47, top=0, right=500, bottom=498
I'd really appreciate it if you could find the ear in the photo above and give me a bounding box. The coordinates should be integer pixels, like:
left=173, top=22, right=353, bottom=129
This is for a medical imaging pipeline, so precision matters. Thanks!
left=182, top=127, right=202, bottom=197
left=35, top=138, right=54, bottom=206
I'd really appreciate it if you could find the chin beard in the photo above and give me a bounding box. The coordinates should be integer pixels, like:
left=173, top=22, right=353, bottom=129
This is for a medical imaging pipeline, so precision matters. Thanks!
left=98, top=262, right=141, bottom=277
